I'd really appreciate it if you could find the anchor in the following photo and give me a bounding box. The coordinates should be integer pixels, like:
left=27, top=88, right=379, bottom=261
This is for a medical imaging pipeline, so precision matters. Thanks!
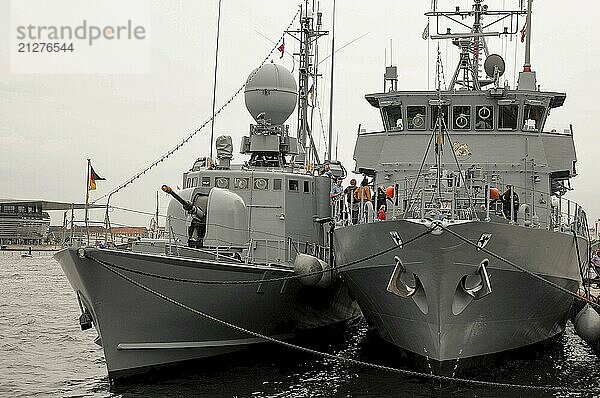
left=459, top=259, right=492, bottom=300
left=387, top=256, right=421, bottom=298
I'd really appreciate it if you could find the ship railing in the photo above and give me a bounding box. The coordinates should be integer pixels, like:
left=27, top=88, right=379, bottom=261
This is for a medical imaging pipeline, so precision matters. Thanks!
left=298, top=240, right=329, bottom=263
left=481, top=181, right=588, bottom=236
left=376, top=176, right=588, bottom=237
left=389, top=176, right=477, bottom=222
left=242, top=237, right=329, bottom=266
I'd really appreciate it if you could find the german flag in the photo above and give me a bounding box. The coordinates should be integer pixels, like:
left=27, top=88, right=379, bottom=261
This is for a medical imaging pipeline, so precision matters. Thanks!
left=89, top=165, right=105, bottom=191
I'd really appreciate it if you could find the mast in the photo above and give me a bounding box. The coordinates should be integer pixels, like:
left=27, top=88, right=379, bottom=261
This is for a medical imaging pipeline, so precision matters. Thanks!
left=523, top=0, right=533, bottom=71
left=517, top=0, right=536, bottom=89
left=327, top=0, right=336, bottom=161
left=286, top=1, right=328, bottom=166
left=209, top=0, right=223, bottom=160
left=426, top=0, right=526, bottom=91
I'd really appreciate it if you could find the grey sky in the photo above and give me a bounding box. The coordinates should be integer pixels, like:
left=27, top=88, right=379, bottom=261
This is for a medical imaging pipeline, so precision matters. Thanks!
left=1, top=0, right=599, bottom=228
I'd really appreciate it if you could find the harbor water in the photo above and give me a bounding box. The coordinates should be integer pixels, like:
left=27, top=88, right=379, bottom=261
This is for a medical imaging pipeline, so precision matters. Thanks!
left=1, top=251, right=599, bottom=397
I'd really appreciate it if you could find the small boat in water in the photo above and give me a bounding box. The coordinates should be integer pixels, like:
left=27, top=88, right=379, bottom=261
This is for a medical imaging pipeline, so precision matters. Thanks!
left=55, top=6, right=360, bottom=381
left=333, top=0, right=590, bottom=373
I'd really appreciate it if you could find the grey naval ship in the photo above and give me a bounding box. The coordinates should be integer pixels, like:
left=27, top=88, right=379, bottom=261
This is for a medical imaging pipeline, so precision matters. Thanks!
left=334, top=0, right=589, bottom=373
left=55, top=7, right=360, bottom=381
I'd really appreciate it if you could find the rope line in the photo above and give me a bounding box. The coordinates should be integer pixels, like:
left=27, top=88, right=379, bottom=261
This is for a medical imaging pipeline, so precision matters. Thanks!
left=439, top=223, right=600, bottom=309
left=91, top=8, right=301, bottom=205
left=89, top=228, right=433, bottom=285
left=91, top=255, right=599, bottom=394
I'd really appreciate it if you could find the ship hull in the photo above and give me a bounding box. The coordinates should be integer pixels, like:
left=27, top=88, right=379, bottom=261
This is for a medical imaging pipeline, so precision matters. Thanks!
left=55, top=247, right=360, bottom=380
left=334, top=220, right=583, bottom=371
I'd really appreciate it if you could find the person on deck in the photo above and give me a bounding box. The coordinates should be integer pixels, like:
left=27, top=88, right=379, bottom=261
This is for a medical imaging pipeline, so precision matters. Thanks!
left=354, top=178, right=372, bottom=222
left=501, top=185, right=520, bottom=222
left=377, top=185, right=387, bottom=212
left=322, top=162, right=333, bottom=179
left=330, top=177, right=344, bottom=220
left=344, top=178, right=359, bottom=224
left=378, top=205, right=386, bottom=221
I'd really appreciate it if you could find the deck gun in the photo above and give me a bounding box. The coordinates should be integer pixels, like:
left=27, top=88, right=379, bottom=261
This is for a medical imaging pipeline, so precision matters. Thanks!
left=161, top=185, right=205, bottom=220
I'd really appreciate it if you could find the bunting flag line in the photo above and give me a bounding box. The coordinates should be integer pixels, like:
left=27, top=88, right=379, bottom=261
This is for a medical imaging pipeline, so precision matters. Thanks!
left=277, top=39, right=285, bottom=58
left=520, top=22, right=527, bottom=43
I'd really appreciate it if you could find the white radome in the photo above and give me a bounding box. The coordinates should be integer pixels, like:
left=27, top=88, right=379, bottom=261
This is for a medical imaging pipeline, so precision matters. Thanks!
left=244, top=63, right=297, bottom=125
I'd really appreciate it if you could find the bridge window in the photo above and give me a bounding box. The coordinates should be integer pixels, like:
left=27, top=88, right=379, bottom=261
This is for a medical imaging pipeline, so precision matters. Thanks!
left=382, top=105, right=403, bottom=131
left=407, top=106, right=426, bottom=130
left=288, top=180, right=299, bottom=191
left=522, top=105, right=545, bottom=132
left=475, top=106, right=494, bottom=130
left=201, top=177, right=211, bottom=187
left=303, top=181, right=310, bottom=193
left=498, top=104, right=519, bottom=130
left=430, top=105, right=449, bottom=130
left=452, top=106, right=471, bottom=130
left=191, top=177, right=198, bottom=187
left=273, top=179, right=282, bottom=191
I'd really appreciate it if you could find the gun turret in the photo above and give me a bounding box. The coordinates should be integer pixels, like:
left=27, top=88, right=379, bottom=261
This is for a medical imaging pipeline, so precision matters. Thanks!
left=161, top=185, right=205, bottom=220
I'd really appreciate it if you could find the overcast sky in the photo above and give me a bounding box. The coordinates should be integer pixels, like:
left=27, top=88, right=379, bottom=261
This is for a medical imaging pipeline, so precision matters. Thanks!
left=1, top=0, right=599, bottom=228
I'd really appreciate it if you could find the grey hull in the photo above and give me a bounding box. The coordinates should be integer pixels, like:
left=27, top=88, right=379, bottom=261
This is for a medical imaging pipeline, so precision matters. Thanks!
left=55, top=247, right=360, bottom=379
left=334, top=220, right=583, bottom=366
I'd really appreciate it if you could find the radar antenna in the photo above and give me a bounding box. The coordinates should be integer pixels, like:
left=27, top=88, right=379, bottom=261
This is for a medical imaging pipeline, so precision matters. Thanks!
left=425, top=0, right=526, bottom=91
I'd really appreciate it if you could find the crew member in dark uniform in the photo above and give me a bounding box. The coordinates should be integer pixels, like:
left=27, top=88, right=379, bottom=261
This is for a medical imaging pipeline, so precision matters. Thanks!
left=501, top=185, right=520, bottom=222
left=187, top=195, right=206, bottom=248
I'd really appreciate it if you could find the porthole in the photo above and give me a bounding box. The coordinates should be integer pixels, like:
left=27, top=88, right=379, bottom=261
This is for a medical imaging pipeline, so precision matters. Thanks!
left=215, top=177, right=230, bottom=189
left=235, top=178, right=249, bottom=189
left=456, top=115, right=469, bottom=129
left=412, top=114, right=424, bottom=128
left=254, top=178, right=269, bottom=190
left=479, top=106, right=491, bottom=120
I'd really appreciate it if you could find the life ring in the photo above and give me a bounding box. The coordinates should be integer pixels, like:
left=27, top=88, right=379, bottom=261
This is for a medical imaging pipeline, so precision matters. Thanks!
left=412, top=114, right=424, bottom=128
left=456, top=114, right=469, bottom=129
left=478, top=106, right=491, bottom=120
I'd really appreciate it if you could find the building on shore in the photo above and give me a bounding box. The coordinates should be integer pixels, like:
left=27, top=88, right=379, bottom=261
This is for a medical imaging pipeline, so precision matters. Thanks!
left=0, top=200, right=50, bottom=245
left=0, top=199, right=100, bottom=247
left=1, top=198, right=165, bottom=248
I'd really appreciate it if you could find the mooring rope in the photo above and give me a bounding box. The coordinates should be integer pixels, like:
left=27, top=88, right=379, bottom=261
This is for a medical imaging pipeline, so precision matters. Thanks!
left=438, top=222, right=600, bottom=309
left=88, top=253, right=599, bottom=394
left=88, top=228, right=433, bottom=285
left=91, top=7, right=301, bottom=205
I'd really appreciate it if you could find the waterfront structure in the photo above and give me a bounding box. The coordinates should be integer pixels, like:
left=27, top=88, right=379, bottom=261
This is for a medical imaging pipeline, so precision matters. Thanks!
left=0, top=200, right=50, bottom=245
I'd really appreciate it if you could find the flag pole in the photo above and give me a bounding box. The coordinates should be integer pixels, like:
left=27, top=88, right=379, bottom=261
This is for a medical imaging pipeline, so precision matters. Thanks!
left=85, top=158, right=90, bottom=245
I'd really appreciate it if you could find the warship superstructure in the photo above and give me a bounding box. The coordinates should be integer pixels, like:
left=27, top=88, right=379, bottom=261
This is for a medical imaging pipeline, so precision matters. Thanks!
left=54, top=5, right=360, bottom=380
left=334, top=0, right=589, bottom=372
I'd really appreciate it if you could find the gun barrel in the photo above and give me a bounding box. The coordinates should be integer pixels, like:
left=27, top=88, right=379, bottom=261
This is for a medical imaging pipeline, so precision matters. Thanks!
left=161, top=184, right=193, bottom=210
